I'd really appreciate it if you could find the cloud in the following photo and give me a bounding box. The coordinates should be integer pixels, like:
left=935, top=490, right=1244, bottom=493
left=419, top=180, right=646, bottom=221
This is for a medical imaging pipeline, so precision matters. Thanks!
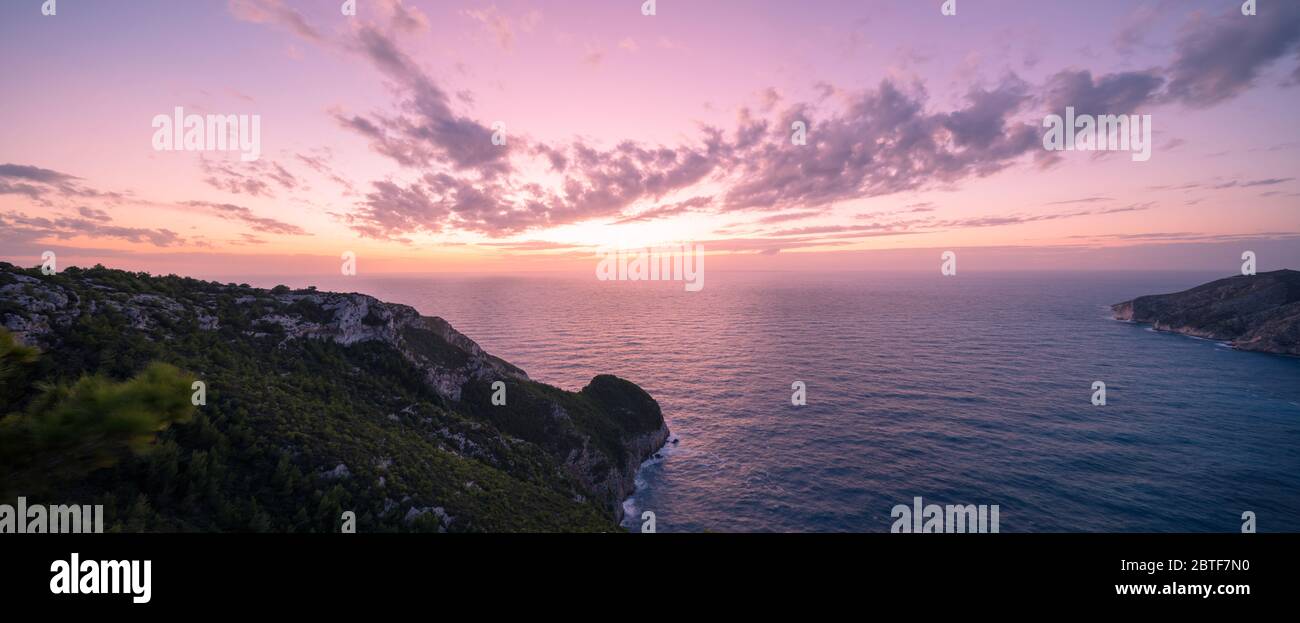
left=0, top=181, right=47, bottom=201
left=336, top=20, right=726, bottom=237
left=1046, top=196, right=1114, bottom=205
left=0, top=211, right=183, bottom=248
left=199, top=157, right=298, bottom=197
left=1163, top=2, right=1300, bottom=107
left=296, top=150, right=356, bottom=193
left=476, top=240, right=591, bottom=252
left=0, top=163, right=79, bottom=184
left=756, top=202, right=1155, bottom=241
left=583, top=44, right=606, bottom=67
left=184, top=201, right=309, bottom=235
left=0, top=163, right=126, bottom=204
left=345, top=179, right=452, bottom=241
left=341, top=25, right=510, bottom=176
left=1211, top=177, right=1294, bottom=189
left=756, top=210, right=825, bottom=225
left=77, top=207, right=111, bottom=221
left=246, top=2, right=1297, bottom=245
left=460, top=5, right=536, bottom=50
left=613, top=196, right=714, bottom=224
left=1113, top=4, right=1162, bottom=54
left=331, top=47, right=1155, bottom=239
left=227, top=0, right=322, bottom=42
left=721, top=77, right=1039, bottom=212
left=932, top=203, right=1153, bottom=230
left=379, top=0, right=430, bottom=34
left=1043, top=69, right=1165, bottom=116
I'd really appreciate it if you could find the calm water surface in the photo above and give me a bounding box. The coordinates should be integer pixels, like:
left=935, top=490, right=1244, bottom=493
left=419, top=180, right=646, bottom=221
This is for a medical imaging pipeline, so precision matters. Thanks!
left=255, top=271, right=1300, bottom=532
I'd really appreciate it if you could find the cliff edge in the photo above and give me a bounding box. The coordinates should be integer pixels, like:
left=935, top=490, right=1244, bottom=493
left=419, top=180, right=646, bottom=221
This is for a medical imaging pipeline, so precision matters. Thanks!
left=0, top=263, right=668, bottom=531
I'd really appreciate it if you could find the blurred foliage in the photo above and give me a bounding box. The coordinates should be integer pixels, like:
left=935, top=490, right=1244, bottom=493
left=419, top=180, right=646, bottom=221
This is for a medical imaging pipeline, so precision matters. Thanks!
left=0, top=353, right=195, bottom=496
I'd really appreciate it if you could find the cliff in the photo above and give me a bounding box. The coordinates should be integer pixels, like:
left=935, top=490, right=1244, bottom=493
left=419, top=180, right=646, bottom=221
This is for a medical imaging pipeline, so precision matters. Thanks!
left=0, top=262, right=668, bottom=531
left=1112, top=269, right=1300, bottom=356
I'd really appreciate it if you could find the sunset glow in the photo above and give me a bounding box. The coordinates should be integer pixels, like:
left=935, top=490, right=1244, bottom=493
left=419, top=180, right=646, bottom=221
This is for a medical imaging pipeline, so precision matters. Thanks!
left=2, top=0, right=1298, bottom=277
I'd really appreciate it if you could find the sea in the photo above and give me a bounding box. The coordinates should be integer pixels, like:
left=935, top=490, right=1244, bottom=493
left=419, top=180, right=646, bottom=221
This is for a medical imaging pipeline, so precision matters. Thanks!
left=258, top=271, right=1300, bottom=532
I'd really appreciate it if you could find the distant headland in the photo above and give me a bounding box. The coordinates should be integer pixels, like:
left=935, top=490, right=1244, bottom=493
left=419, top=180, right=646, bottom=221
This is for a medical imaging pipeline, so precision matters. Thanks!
left=1113, top=269, right=1300, bottom=356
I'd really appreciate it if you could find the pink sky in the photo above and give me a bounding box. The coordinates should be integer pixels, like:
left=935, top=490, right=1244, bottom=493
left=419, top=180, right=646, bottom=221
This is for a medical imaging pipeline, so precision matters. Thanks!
left=1, top=0, right=1298, bottom=277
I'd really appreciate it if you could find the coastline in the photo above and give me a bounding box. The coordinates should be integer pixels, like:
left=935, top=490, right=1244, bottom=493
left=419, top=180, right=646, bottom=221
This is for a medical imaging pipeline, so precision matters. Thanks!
left=1111, top=270, right=1300, bottom=356
left=618, top=430, right=678, bottom=530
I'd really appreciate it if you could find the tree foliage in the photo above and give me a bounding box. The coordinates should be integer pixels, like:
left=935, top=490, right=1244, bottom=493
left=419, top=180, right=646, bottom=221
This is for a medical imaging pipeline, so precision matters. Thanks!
left=0, top=333, right=195, bottom=497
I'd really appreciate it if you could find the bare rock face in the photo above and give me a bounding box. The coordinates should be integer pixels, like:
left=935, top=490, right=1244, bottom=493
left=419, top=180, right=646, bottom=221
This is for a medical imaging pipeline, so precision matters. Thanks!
left=1112, top=269, right=1300, bottom=355
left=243, top=290, right=529, bottom=402
left=0, top=273, right=79, bottom=344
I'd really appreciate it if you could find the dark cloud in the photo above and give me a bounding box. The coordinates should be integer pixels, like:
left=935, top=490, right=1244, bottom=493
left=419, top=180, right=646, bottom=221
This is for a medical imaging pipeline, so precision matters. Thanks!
left=1043, top=69, right=1165, bottom=116
left=345, top=180, right=452, bottom=241
left=0, top=163, right=126, bottom=204
left=0, top=163, right=79, bottom=184
left=942, top=76, right=1033, bottom=149
left=0, top=181, right=47, bottom=201
left=1068, top=231, right=1300, bottom=244
left=342, top=25, right=509, bottom=176
left=1164, top=2, right=1300, bottom=107
left=77, top=207, right=111, bottom=221
left=302, top=3, right=1296, bottom=242
left=722, top=77, right=1039, bottom=212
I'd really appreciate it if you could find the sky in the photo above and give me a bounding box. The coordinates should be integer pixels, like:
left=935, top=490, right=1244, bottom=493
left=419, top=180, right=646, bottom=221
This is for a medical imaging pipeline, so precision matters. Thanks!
left=1, top=0, right=1298, bottom=277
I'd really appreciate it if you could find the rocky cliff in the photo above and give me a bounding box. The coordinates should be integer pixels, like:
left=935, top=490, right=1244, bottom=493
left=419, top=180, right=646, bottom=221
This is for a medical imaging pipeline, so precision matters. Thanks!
left=0, top=262, right=668, bottom=531
left=1112, top=269, right=1300, bottom=356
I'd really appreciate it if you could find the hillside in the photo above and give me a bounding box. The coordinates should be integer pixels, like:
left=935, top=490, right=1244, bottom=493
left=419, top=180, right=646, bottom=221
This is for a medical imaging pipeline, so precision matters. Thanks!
left=1112, top=269, right=1300, bottom=355
left=0, top=262, right=668, bottom=532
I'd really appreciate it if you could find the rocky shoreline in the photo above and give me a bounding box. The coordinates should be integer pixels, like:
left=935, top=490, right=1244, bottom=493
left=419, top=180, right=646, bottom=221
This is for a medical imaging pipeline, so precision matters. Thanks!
left=1112, top=269, right=1300, bottom=356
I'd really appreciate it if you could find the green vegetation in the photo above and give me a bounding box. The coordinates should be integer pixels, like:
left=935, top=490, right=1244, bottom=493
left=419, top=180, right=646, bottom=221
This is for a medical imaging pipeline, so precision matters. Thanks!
left=0, top=263, right=664, bottom=532
left=0, top=359, right=195, bottom=496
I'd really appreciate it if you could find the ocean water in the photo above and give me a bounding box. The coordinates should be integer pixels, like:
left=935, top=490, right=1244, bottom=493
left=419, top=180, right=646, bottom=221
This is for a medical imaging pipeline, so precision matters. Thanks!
left=271, top=271, right=1300, bottom=532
